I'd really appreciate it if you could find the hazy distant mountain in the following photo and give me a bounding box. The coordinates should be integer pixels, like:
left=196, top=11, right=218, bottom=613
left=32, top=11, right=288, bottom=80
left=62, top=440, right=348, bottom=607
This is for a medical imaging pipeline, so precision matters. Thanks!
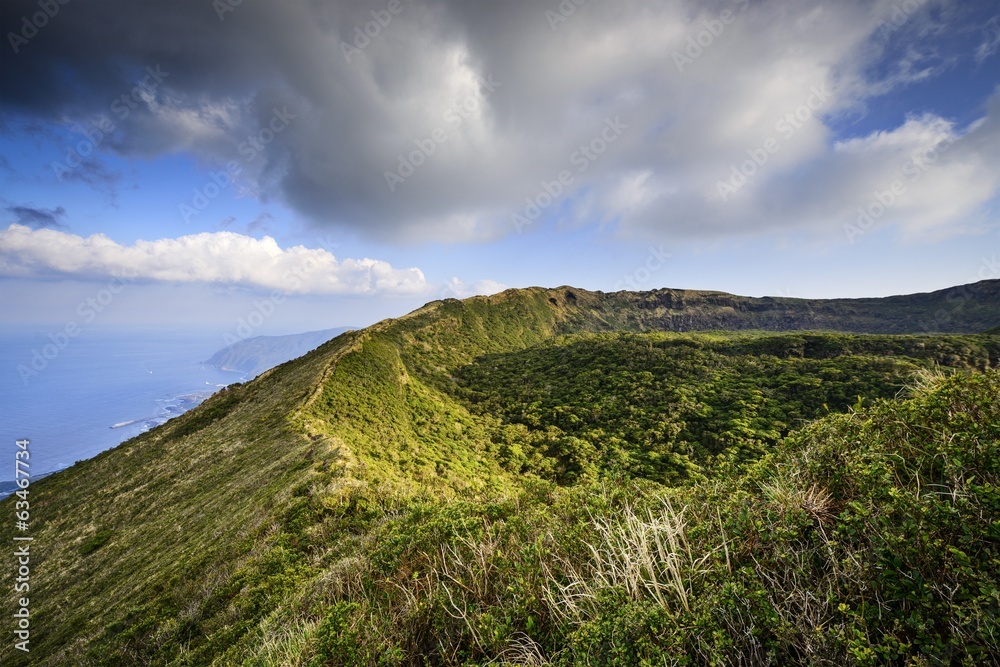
left=204, top=327, right=353, bottom=377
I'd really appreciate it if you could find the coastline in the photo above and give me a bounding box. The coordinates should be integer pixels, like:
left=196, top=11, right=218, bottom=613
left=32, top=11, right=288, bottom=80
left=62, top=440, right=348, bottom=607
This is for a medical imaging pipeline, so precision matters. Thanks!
left=1, top=327, right=245, bottom=498
left=0, top=388, right=224, bottom=499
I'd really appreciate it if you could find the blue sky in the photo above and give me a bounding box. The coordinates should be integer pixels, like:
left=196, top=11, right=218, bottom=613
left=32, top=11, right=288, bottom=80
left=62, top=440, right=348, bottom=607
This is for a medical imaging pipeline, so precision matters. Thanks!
left=1, top=0, right=999, bottom=337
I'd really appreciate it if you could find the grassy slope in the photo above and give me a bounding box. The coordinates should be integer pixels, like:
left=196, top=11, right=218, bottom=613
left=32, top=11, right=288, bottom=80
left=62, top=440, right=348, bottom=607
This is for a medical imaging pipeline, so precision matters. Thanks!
left=273, top=369, right=998, bottom=666
left=0, top=292, right=574, bottom=665
left=0, top=330, right=358, bottom=664
left=1, top=285, right=999, bottom=665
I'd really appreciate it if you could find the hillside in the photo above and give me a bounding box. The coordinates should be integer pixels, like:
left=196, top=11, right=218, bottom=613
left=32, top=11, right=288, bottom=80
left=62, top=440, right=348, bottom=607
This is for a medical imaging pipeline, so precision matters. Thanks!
left=2, top=283, right=1000, bottom=665
left=204, top=327, right=353, bottom=378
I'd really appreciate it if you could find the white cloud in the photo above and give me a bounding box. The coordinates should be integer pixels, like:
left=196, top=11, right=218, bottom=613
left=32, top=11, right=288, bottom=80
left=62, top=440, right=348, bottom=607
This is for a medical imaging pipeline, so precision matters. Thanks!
left=6, top=0, right=1000, bottom=245
left=0, top=226, right=427, bottom=295
left=441, top=277, right=508, bottom=299
left=975, top=17, right=1000, bottom=64
left=826, top=114, right=1000, bottom=239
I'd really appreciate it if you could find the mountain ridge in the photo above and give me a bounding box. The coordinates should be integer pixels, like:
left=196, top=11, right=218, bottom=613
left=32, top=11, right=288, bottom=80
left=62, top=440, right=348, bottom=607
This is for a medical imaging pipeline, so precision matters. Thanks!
left=457, top=278, right=1000, bottom=334
left=3, top=280, right=1000, bottom=665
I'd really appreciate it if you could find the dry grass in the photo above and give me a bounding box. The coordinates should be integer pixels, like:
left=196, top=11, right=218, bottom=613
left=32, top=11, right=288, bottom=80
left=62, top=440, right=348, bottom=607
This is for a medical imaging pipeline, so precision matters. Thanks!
left=489, top=632, right=550, bottom=666
left=762, top=479, right=834, bottom=525
left=546, top=497, right=715, bottom=622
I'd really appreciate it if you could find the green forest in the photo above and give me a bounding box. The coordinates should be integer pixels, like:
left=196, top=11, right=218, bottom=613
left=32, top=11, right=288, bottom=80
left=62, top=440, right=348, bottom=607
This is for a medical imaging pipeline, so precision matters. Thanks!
left=455, top=332, right=999, bottom=485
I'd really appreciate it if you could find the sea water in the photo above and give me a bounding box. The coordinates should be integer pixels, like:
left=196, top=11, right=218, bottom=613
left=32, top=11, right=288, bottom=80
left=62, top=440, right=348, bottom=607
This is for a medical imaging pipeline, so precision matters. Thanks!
left=0, top=328, right=244, bottom=493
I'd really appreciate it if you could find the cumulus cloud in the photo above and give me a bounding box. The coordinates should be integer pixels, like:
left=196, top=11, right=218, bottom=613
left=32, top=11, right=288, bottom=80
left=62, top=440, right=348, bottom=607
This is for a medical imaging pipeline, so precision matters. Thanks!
left=1, top=0, right=998, bottom=244
left=640, top=101, right=1000, bottom=244
left=0, top=225, right=427, bottom=295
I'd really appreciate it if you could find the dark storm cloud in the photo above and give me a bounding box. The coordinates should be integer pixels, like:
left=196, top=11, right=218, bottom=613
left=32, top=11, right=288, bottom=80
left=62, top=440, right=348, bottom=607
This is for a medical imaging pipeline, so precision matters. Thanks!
left=6, top=204, right=67, bottom=229
left=2, top=0, right=266, bottom=116
left=2, top=0, right=998, bottom=243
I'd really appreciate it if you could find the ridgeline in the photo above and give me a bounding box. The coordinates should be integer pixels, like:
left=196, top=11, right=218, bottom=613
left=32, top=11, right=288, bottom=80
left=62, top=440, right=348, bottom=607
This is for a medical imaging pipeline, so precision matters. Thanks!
left=3, top=282, right=999, bottom=665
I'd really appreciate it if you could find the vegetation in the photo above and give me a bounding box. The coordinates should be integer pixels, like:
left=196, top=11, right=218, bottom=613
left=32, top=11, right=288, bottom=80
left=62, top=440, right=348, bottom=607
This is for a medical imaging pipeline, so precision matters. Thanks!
left=1, top=285, right=999, bottom=665
left=286, top=369, right=1000, bottom=666
left=455, top=331, right=999, bottom=485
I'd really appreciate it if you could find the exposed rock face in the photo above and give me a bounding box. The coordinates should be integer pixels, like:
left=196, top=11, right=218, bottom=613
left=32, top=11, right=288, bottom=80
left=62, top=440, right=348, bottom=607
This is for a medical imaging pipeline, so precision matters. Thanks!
left=530, top=279, right=1000, bottom=334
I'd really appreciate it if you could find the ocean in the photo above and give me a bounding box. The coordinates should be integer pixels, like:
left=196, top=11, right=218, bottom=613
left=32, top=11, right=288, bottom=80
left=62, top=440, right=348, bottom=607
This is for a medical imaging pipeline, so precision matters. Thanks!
left=0, top=328, right=244, bottom=493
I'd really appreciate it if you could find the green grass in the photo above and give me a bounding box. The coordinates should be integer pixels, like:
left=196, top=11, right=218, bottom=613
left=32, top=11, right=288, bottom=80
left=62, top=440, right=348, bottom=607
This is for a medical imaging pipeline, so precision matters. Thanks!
left=1, top=286, right=999, bottom=665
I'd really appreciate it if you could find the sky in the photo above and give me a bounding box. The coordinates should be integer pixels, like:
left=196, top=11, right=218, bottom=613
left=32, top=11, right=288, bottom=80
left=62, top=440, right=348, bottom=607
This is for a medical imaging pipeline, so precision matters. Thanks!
left=1, top=0, right=999, bottom=337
